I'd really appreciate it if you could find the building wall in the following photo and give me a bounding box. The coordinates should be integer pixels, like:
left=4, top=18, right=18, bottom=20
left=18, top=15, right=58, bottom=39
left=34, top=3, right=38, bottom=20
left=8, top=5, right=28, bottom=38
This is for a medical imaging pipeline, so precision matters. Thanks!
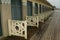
left=22, top=0, right=27, bottom=20
left=0, top=0, right=53, bottom=38
left=1, top=0, right=11, bottom=37
left=22, top=0, right=53, bottom=19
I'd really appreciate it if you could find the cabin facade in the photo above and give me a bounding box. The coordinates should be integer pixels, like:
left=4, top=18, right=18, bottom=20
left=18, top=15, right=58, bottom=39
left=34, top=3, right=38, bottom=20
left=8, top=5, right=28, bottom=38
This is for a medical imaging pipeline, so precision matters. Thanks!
left=0, top=0, right=54, bottom=39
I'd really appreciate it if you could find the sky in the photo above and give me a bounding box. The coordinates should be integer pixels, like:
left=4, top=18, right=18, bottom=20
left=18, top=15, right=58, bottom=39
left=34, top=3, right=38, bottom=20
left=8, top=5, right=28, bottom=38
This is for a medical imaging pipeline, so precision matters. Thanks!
left=47, top=0, right=60, bottom=8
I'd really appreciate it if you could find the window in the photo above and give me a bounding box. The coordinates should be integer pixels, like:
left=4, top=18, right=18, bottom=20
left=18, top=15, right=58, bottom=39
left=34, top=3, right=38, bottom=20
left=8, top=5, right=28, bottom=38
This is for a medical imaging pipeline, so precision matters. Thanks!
left=0, top=12, right=2, bottom=36
left=39, top=4, right=41, bottom=13
left=45, top=6, right=47, bottom=11
left=44, top=6, right=46, bottom=11
left=35, top=3, right=38, bottom=14
left=0, top=0, right=1, bottom=4
left=41, top=5, right=44, bottom=13
left=27, top=1, right=32, bottom=16
left=11, top=0, right=22, bottom=20
left=43, top=6, right=45, bottom=12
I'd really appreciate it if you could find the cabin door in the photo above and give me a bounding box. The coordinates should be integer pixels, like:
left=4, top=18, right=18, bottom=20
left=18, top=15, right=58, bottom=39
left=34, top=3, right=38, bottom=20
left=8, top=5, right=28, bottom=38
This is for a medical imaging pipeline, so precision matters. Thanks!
left=27, top=1, right=32, bottom=16
left=0, top=13, right=2, bottom=36
left=11, top=0, right=22, bottom=20
left=35, top=3, right=38, bottom=14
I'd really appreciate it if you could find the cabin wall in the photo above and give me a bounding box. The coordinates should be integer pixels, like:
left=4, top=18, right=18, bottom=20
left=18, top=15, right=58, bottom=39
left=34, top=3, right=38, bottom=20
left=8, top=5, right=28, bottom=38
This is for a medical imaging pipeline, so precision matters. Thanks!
left=0, top=0, right=53, bottom=38
left=22, top=0, right=27, bottom=20
left=1, top=0, right=11, bottom=37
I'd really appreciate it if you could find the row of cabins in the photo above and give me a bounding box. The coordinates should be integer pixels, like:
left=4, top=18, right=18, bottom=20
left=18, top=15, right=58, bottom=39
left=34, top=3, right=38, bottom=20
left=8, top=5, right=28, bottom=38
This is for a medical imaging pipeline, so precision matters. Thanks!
left=0, top=0, right=54, bottom=40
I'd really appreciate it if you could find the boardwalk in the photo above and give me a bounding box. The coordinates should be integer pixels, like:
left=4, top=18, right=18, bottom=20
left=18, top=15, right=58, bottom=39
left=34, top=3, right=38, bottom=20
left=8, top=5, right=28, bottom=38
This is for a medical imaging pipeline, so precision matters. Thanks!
left=30, top=10, right=60, bottom=40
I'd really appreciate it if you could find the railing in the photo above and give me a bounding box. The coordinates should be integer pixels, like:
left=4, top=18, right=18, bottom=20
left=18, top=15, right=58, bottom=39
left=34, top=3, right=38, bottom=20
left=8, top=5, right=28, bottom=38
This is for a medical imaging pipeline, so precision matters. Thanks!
left=7, top=11, right=53, bottom=39
left=8, top=19, right=27, bottom=39
left=44, top=11, right=53, bottom=20
left=33, top=13, right=44, bottom=22
left=8, top=16, right=39, bottom=39
left=26, top=16, right=39, bottom=28
left=38, top=14, right=44, bottom=22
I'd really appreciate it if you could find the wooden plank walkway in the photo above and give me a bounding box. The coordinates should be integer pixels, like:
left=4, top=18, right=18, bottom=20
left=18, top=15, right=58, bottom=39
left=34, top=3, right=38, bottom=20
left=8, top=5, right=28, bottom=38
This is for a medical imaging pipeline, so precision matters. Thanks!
left=30, top=10, right=60, bottom=40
